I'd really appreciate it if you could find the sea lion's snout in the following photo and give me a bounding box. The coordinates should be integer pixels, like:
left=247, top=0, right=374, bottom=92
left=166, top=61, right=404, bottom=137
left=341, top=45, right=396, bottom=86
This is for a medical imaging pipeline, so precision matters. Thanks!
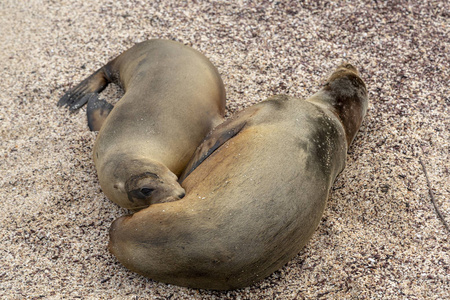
left=328, top=63, right=362, bottom=83
left=338, top=63, right=358, bottom=74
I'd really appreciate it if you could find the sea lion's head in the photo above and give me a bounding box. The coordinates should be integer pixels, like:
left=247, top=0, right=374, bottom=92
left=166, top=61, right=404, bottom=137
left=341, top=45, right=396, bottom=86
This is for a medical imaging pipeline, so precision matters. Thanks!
left=322, top=63, right=368, bottom=146
left=124, top=168, right=186, bottom=210
left=99, top=155, right=185, bottom=211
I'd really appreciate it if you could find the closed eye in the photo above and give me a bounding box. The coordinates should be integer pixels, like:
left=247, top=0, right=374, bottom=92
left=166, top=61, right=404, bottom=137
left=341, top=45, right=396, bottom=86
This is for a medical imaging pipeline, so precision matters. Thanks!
left=140, top=188, right=154, bottom=197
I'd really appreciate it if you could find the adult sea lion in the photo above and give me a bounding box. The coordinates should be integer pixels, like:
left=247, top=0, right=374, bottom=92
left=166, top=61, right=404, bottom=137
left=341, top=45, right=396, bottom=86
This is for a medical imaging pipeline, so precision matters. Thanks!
left=109, top=64, right=368, bottom=289
left=58, top=39, right=226, bottom=210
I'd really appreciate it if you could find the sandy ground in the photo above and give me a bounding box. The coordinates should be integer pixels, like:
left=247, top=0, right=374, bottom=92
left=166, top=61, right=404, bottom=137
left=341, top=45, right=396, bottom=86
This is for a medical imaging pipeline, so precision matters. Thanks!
left=1, top=0, right=449, bottom=299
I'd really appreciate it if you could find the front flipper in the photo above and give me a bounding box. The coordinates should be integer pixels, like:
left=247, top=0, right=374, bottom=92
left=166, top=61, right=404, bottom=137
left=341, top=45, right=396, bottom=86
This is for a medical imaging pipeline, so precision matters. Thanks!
left=178, top=105, right=262, bottom=183
left=86, top=93, right=114, bottom=131
left=57, top=67, right=111, bottom=111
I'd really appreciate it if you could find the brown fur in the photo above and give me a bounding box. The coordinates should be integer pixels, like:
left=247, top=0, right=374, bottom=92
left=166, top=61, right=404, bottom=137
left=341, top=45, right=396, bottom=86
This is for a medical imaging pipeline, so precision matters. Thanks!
left=59, top=40, right=226, bottom=209
left=109, top=64, right=368, bottom=289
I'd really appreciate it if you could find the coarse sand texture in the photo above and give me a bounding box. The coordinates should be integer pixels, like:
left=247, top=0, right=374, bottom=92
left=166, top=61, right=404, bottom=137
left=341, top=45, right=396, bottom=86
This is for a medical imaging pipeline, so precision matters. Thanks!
left=1, top=0, right=448, bottom=298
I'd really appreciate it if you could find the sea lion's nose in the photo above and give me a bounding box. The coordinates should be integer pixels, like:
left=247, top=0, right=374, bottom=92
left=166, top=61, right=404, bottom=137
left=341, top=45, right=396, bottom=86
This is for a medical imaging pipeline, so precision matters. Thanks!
left=178, top=191, right=186, bottom=198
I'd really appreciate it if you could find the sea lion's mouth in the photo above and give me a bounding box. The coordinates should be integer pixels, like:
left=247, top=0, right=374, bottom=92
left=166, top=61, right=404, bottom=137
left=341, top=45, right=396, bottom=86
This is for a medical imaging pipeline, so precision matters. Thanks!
left=126, top=193, right=185, bottom=212
left=126, top=187, right=185, bottom=209
left=128, top=204, right=151, bottom=212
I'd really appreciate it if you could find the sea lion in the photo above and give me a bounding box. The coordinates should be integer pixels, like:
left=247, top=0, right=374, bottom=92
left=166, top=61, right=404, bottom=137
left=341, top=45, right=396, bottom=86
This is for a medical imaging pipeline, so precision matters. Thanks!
left=108, top=64, right=368, bottom=290
left=58, top=39, right=226, bottom=210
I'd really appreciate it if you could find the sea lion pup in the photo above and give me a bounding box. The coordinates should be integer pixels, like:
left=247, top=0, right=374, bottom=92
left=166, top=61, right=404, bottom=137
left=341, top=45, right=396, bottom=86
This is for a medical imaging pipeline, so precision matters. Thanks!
left=58, top=39, right=226, bottom=210
left=109, top=64, right=368, bottom=289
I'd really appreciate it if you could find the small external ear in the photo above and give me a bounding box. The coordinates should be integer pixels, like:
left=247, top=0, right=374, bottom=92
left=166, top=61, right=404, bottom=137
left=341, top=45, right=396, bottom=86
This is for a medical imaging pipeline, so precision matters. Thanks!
left=86, top=93, right=114, bottom=131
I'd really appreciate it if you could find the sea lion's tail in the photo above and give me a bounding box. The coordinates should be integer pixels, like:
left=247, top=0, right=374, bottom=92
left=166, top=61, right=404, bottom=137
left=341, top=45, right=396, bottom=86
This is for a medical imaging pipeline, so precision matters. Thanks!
left=57, top=66, right=112, bottom=111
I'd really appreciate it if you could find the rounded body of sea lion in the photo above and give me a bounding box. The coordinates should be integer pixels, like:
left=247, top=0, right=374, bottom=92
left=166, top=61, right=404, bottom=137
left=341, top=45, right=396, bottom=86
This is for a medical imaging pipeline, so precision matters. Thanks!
left=108, top=64, right=368, bottom=289
left=58, top=40, right=226, bottom=210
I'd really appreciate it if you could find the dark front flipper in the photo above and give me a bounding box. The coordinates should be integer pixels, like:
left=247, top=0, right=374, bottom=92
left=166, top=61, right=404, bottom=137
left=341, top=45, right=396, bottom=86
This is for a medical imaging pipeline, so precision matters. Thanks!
left=57, top=67, right=111, bottom=111
left=178, top=110, right=256, bottom=184
left=86, top=93, right=114, bottom=131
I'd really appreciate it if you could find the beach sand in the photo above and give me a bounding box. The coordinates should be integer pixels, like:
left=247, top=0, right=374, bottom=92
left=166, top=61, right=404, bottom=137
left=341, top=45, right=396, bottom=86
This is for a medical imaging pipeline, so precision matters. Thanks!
left=1, top=0, right=448, bottom=298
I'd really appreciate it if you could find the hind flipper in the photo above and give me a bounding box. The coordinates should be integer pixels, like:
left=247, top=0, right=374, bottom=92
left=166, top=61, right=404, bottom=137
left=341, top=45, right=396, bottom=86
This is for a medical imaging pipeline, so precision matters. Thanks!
left=86, top=93, right=114, bottom=131
left=178, top=104, right=265, bottom=183
left=58, top=67, right=111, bottom=111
